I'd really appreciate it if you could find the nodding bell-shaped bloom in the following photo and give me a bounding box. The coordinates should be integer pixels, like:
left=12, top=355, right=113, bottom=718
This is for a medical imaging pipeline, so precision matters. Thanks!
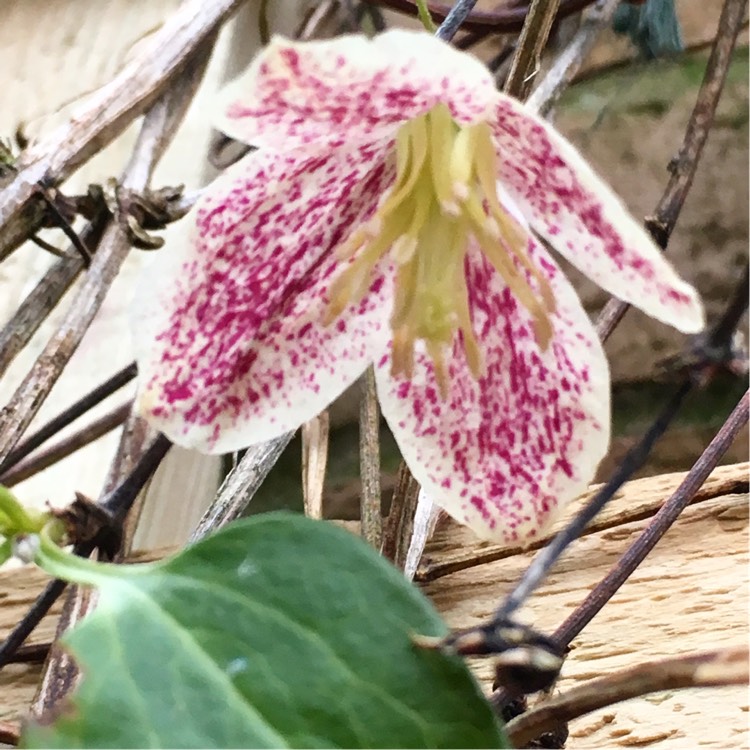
left=133, top=31, right=704, bottom=543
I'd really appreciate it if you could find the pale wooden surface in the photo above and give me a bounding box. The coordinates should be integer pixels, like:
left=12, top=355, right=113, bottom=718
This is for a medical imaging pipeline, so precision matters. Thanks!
left=1, top=463, right=747, bottom=748
left=422, top=461, right=749, bottom=749
left=0, top=3, right=747, bottom=745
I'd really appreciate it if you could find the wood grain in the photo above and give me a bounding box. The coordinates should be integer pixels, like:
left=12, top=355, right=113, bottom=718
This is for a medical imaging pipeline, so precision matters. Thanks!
left=1, top=463, right=747, bottom=747
left=422, top=462, right=749, bottom=749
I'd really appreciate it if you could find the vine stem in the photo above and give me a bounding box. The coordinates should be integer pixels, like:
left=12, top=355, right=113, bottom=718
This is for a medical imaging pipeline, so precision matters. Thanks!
left=492, top=257, right=749, bottom=624
left=436, top=0, right=481, bottom=39
left=493, top=379, right=694, bottom=621
left=0, top=363, right=136, bottom=474
left=0, top=0, right=245, bottom=258
left=369, top=0, right=598, bottom=34
left=487, top=0, right=747, bottom=624
left=553, top=388, right=749, bottom=648
left=415, top=0, right=439, bottom=30
left=595, top=0, right=748, bottom=341
left=0, top=402, right=132, bottom=488
left=359, top=369, right=383, bottom=549
left=504, top=0, right=561, bottom=99
left=505, top=646, right=749, bottom=746
left=28, top=42, right=215, bottom=719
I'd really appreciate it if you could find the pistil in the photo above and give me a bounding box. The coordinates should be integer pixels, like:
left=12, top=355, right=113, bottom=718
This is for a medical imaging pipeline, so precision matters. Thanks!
left=326, top=104, right=556, bottom=393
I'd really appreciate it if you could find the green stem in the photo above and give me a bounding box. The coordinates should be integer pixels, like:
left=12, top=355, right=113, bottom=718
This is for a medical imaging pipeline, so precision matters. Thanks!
left=0, top=538, right=12, bottom=566
left=415, top=0, right=438, bottom=31
left=0, top=485, right=45, bottom=535
left=34, top=522, right=152, bottom=587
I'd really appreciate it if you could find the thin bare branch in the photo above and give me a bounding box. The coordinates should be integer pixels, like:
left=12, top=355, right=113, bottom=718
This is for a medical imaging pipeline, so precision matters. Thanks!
left=0, top=363, right=136, bottom=473
left=302, top=413, right=330, bottom=520
left=403, top=490, right=441, bottom=580
left=494, top=379, right=694, bottom=621
left=0, top=33, right=216, bottom=465
left=596, top=0, right=748, bottom=341
left=506, top=646, right=749, bottom=747
left=381, top=461, right=421, bottom=567
left=492, top=260, right=749, bottom=624
left=0, top=0, right=245, bottom=256
left=0, top=401, right=131, bottom=487
left=359, top=368, right=382, bottom=548
left=0, top=216, right=112, bottom=379
left=369, top=0, right=598, bottom=34
left=189, top=434, right=294, bottom=542
left=30, top=42, right=215, bottom=720
left=0, top=576, right=70, bottom=670
left=553, top=388, right=749, bottom=648
left=504, top=0, right=562, bottom=99
left=436, top=0, right=480, bottom=39
left=526, top=0, right=622, bottom=116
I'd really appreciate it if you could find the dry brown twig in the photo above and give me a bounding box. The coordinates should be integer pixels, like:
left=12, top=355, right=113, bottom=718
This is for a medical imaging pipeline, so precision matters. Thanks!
left=189, top=433, right=295, bottom=543
left=595, top=0, right=749, bottom=340
left=504, top=0, right=562, bottom=98
left=505, top=646, right=750, bottom=747
left=28, top=36, right=217, bottom=720
left=0, top=0, right=245, bottom=261
left=0, top=401, right=132, bottom=488
left=359, top=368, right=383, bottom=548
left=302, top=412, right=331, bottom=520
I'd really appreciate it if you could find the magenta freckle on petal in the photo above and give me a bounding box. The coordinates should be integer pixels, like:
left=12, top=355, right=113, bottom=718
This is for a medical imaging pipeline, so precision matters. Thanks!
left=556, top=457, right=573, bottom=478
left=469, top=495, right=492, bottom=522
left=369, top=276, right=385, bottom=294
left=281, top=48, right=301, bottom=72
left=164, top=382, right=193, bottom=404
left=667, top=288, right=691, bottom=303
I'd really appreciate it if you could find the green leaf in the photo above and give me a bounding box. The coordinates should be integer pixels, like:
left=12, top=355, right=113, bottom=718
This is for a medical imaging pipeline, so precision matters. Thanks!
left=0, top=537, right=12, bottom=566
left=0, top=484, right=46, bottom=536
left=24, top=513, right=505, bottom=749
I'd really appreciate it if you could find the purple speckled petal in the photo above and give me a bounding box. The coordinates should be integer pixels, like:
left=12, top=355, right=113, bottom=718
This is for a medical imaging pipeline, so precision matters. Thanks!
left=375, top=238, right=611, bottom=544
left=213, top=30, right=497, bottom=151
left=134, top=141, right=395, bottom=452
left=491, top=95, right=704, bottom=333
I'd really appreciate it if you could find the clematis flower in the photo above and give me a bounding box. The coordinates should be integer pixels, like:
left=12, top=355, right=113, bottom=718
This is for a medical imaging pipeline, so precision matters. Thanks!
left=133, top=31, right=704, bottom=543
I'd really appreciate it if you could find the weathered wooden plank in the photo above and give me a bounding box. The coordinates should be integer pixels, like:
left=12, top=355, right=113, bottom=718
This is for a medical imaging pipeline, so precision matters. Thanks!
left=1, top=464, right=747, bottom=747
left=422, top=463, right=749, bottom=749
left=417, top=461, right=748, bottom=582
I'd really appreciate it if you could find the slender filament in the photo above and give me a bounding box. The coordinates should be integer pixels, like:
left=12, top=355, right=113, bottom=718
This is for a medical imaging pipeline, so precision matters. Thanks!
left=327, top=103, right=556, bottom=394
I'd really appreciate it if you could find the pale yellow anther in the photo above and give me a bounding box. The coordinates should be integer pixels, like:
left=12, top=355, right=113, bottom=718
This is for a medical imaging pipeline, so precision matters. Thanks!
left=324, top=104, right=555, bottom=391
left=391, top=236, right=418, bottom=264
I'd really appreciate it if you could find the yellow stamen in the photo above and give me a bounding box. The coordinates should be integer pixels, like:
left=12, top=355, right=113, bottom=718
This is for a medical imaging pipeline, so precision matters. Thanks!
left=325, top=104, right=556, bottom=389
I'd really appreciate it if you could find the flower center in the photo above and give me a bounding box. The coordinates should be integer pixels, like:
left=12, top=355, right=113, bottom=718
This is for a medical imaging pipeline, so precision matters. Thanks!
left=326, top=103, right=555, bottom=393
